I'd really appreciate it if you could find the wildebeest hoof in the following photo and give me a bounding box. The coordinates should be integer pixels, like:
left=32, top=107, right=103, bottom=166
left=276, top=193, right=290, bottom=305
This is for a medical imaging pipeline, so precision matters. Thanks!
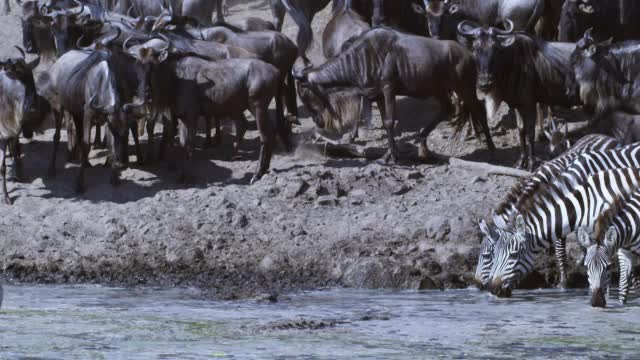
left=3, top=196, right=12, bottom=205
left=376, top=151, right=398, bottom=165
left=250, top=173, right=262, bottom=185
left=110, top=173, right=121, bottom=186
left=75, top=183, right=85, bottom=194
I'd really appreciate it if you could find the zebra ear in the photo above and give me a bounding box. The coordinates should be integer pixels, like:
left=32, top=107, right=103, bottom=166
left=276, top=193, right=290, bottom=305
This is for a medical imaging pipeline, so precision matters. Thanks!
left=577, top=227, right=593, bottom=248
left=604, top=227, right=617, bottom=248
left=479, top=219, right=496, bottom=244
left=515, top=215, right=526, bottom=237
left=492, top=210, right=507, bottom=229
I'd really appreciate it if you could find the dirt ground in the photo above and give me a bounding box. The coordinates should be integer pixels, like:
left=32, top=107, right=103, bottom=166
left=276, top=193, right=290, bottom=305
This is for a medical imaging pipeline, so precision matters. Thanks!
left=0, top=0, right=586, bottom=298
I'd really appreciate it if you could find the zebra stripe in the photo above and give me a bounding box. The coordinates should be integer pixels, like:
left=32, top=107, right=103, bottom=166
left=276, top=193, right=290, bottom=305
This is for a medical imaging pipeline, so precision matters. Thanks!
left=489, top=168, right=640, bottom=294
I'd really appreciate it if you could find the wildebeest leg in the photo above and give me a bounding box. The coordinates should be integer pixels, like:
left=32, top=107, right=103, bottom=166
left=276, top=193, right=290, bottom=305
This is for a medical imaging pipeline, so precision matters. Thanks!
left=271, top=0, right=286, bottom=32
left=275, top=84, right=291, bottom=152
left=378, top=86, right=398, bottom=164
left=0, top=141, right=11, bottom=205
left=215, top=0, right=225, bottom=23
left=130, top=121, right=143, bottom=166
left=93, top=124, right=105, bottom=149
left=177, top=117, right=196, bottom=184
left=12, top=139, right=24, bottom=182
left=204, top=116, right=212, bottom=148
left=524, top=105, right=538, bottom=171
left=285, top=72, right=299, bottom=123
left=466, top=93, right=496, bottom=152
left=146, top=110, right=158, bottom=163
left=514, top=107, right=528, bottom=169
left=251, top=102, right=274, bottom=184
left=75, top=114, right=92, bottom=194
left=48, top=110, right=62, bottom=177
left=232, top=113, right=248, bottom=155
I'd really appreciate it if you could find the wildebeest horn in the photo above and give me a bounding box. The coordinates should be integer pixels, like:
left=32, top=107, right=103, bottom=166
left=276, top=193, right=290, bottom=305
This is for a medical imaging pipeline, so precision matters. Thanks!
left=155, top=32, right=171, bottom=52
left=457, top=20, right=480, bottom=37
left=123, top=98, right=145, bottom=113
left=495, top=19, right=514, bottom=35
left=14, top=46, right=26, bottom=60
left=76, top=34, right=93, bottom=50
left=122, top=36, right=134, bottom=51
left=90, top=95, right=106, bottom=112
left=120, top=17, right=136, bottom=28
left=101, top=27, right=121, bottom=46
left=70, top=0, right=84, bottom=16
left=126, top=3, right=135, bottom=17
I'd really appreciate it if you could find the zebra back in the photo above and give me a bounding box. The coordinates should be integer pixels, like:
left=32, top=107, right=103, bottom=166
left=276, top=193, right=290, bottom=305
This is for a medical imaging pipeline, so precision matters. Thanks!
left=494, top=135, right=622, bottom=226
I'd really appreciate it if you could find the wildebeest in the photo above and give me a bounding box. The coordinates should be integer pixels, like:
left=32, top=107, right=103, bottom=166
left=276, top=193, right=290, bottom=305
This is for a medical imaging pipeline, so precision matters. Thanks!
left=424, top=0, right=546, bottom=40
left=152, top=12, right=298, bottom=140
left=558, top=0, right=640, bottom=42
left=128, top=39, right=287, bottom=183
left=293, top=27, right=495, bottom=163
left=570, top=30, right=640, bottom=126
left=0, top=48, right=50, bottom=204
left=344, top=0, right=430, bottom=36
left=458, top=21, right=580, bottom=170
left=318, top=3, right=371, bottom=140
left=39, top=29, right=146, bottom=192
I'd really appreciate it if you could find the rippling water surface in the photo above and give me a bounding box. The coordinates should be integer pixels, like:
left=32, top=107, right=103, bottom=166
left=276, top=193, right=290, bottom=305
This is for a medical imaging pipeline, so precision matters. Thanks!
left=1, top=285, right=639, bottom=359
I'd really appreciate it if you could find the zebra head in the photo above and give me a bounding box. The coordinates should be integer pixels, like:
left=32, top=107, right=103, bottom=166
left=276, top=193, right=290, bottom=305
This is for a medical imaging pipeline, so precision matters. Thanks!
left=578, top=227, right=615, bottom=308
left=475, top=219, right=499, bottom=289
left=488, top=215, right=536, bottom=297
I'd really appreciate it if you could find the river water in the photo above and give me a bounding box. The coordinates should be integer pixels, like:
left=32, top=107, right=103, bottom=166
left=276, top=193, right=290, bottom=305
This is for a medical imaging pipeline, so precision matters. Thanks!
left=1, top=285, right=639, bottom=359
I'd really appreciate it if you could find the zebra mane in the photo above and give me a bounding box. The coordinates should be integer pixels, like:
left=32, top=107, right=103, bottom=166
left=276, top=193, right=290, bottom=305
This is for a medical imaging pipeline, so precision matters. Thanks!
left=594, top=194, right=630, bottom=243
left=495, top=181, right=524, bottom=216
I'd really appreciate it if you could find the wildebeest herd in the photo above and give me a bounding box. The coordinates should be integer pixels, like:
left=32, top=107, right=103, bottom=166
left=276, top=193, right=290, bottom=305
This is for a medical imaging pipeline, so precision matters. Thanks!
left=3, top=0, right=640, bottom=307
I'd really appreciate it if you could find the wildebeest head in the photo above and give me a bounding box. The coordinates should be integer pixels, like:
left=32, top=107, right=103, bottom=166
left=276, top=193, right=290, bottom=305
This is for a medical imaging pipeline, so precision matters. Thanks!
left=578, top=227, right=616, bottom=308
left=544, top=118, right=570, bottom=157
left=292, top=59, right=343, bottom=130
left=458, top=20, right=515, bottom=92
left=569, top=29, right=614, bottom=107
left=26, top=0, right=87, bottom=58
left=424, top=0, right=462, bottom=39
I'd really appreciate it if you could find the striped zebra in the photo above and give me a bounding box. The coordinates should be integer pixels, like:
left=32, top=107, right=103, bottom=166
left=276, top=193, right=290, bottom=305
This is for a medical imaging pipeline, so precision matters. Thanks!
left=488, top=167, right=640, bottom=297
left=579, top=191, right=640, bottom=307
left=475, top=135, right=621, bottom=289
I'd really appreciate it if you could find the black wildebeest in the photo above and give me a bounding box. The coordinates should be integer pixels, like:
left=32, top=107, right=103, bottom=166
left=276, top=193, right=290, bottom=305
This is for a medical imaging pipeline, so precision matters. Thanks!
left=424, top=0, right=546, bottom=40
left=0, top=48, right=50, bottom=204
left=293, top=27, right=495, bottom=163
left=559, top=0, right=640, bottom=42
left=458, top=21, right=580, bottom=170
left=570, top=30, right=640, bottom=125
left=39, top=29, right=146, bottom=192
left=128, top=39, right=287, bottom=183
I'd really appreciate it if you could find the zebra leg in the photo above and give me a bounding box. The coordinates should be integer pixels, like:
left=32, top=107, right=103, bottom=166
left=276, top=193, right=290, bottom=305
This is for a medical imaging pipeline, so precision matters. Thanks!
left=555, top=236, right=568, bottom=288
left=618, top=249, right=635, bottom=304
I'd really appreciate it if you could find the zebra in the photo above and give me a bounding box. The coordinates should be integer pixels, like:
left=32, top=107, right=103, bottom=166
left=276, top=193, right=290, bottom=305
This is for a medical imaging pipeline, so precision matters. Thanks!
left=475, top=135, right=622, bottom=290
left=477, top=144, right=635, bottom=289
left=488, top=167, right=640, bottom=297
left=579, top=191, right=640, bottom=307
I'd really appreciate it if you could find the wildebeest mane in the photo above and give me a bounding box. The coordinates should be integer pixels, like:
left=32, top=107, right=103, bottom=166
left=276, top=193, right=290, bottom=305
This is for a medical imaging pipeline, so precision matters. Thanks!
left=310, top=27, right=395, bottom=88
left=494, top=32, right=575, bottom=105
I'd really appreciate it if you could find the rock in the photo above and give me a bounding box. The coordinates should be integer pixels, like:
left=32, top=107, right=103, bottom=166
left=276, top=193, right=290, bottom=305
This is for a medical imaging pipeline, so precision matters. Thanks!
left=425, top=216, right=451, bottom=242
left=350, top=189, right=367, bottom=197
left=393, top=185, right=412, bottom=196
left=316, top=195, right=338, bottom=207
left=417, top=276, right=442, bottom=290
left=232, top=214, right=249, bottom=229
left=406, top=171, right=424, bottom=180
